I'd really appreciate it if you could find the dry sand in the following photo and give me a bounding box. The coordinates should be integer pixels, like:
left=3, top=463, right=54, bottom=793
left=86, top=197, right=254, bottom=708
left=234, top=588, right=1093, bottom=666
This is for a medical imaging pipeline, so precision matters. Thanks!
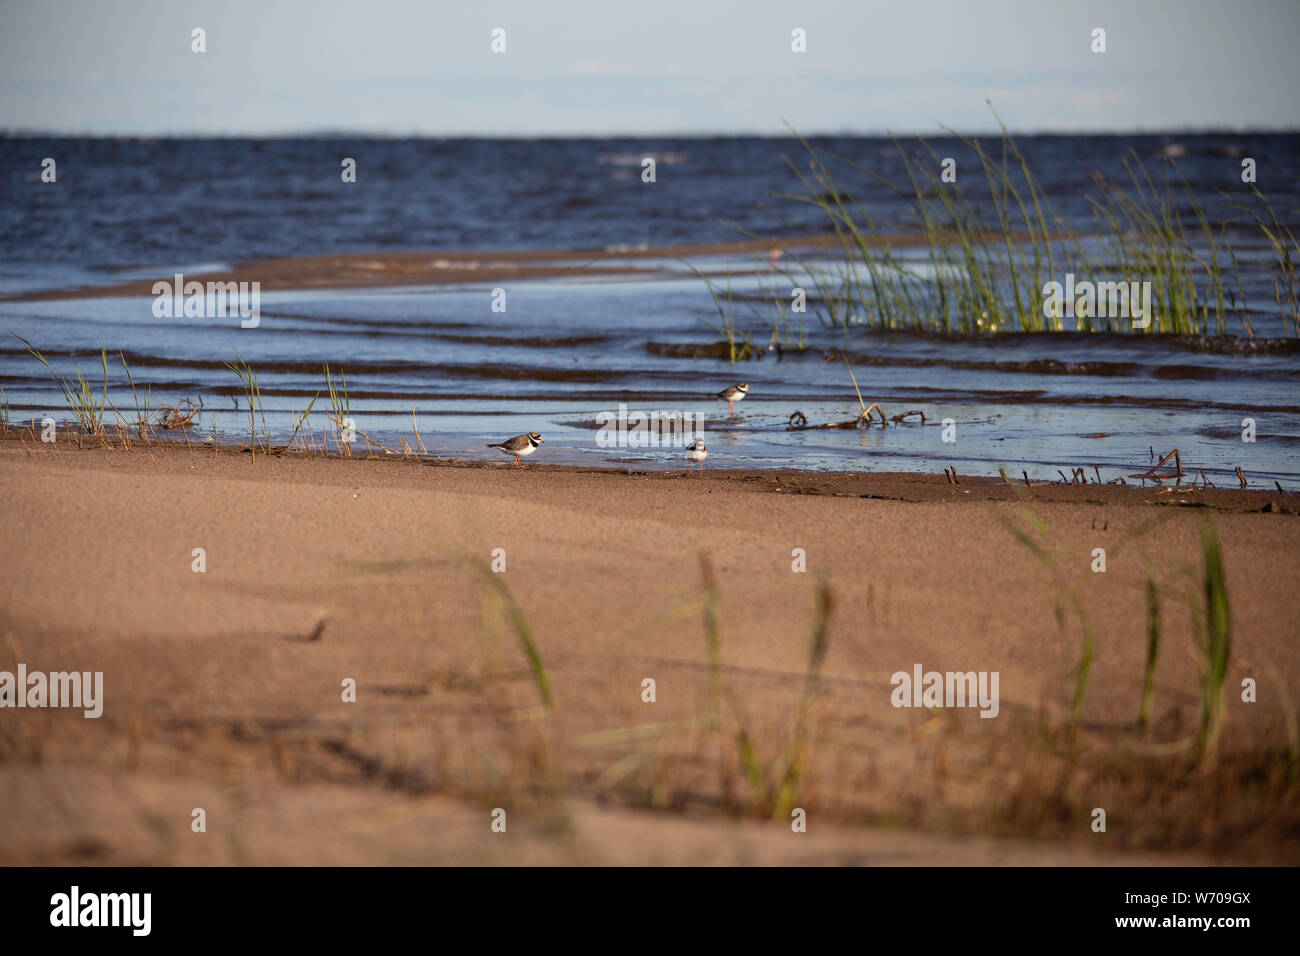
left=1, top=436, right=1297, bottom=865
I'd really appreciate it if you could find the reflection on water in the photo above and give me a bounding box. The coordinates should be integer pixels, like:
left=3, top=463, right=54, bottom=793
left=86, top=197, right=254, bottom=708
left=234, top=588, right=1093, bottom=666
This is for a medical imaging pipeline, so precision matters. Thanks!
left=1, top=270, right=1295, bottom=484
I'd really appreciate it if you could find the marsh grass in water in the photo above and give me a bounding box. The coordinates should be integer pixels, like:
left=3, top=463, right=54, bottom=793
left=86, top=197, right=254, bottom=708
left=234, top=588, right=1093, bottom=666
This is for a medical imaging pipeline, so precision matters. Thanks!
left=1235, top=185, right=1300, bottom=332
left=282, top=392, right=320, bottom=457
left=224, top=351, right=270, bottom=454
left=680, top=260, right=756, bottom=362
left=15, top=334, right=109, bottom=437
left=323, top=362, right=352, bottom=456
left=11, top=342, right=427, bottom=460
left=115, top=350, right=155, bottom=441
left=697, top=107, right=1299, bottom=352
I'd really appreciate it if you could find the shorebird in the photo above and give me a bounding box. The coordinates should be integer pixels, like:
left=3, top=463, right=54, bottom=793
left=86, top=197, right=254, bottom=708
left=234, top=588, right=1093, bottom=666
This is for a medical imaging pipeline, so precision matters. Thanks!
left=685, top=438, right=707, bottom=474
left=487, top=432, right=543, bottom=467
left=717, top=383, right=749, bottom=417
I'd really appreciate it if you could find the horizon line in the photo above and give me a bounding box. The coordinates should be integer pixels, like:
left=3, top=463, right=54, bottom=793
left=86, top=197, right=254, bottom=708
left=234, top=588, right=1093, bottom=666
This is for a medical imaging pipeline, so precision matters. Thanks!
left=5, top=125, right=1299, bottom=140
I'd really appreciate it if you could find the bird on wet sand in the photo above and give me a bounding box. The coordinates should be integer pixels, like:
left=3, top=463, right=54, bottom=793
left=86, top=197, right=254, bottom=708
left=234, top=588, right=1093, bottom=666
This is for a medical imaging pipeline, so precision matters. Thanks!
left=487, top=432, right=543, bottom=467
left=717, top=382, right=749, bottom=417
left=685, top=438, right=707, bottom=474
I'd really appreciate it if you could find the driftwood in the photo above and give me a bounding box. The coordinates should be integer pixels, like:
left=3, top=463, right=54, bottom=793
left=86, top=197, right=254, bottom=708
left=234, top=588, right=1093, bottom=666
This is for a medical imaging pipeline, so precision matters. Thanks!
left=785, top=407, right=926, bottom=431
left=1051, top=465, right=1125, bottom=486
left=156, top=399, right=199, bottom=429
left=1129, top=448, right=1182, bottom=483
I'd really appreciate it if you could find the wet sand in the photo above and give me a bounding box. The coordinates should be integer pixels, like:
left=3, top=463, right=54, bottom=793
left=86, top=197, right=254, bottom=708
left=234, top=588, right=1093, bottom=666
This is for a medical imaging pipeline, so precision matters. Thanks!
left=3, top=233, right=964, bottom=301
left=1, top=437, right=1297, bottom=864
left=3, top=237, right=824, bottom=301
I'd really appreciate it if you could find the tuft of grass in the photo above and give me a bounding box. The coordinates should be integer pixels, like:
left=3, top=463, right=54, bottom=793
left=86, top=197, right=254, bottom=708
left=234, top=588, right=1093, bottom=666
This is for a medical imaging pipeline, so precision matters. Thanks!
left=986, top=501, right=1097, bottom=722
left=1070, top=615, right=1097, bottom=723
left=411, top=407, right=429, bottom=456
left=698, top=554, right=835, bottom=817
left=771, top=575, right=833, bottom=819
left=1139, top=572, right=1161, bottom=729
left=470, top=558, right=554, bottom=711
left=1233, top=185, right=1299, bottom=336
left=1194, top=520, right=1231, bottom=762
left=224, top=351, right=270, bottom=454
left=117, top=351, right=153, bottom=441
left=680, top=260, right=755, bottom=363
left=323, top=363, right=352, bottom=457
left=282, top=393, right=320, bottom=456
left=698, top=554, right=723, bottom=717
left=989, top=493, right=1174, bottom=725
left=1268, top=667, right=1300, bottom=784
left=15, top=335, right=109, bottom=437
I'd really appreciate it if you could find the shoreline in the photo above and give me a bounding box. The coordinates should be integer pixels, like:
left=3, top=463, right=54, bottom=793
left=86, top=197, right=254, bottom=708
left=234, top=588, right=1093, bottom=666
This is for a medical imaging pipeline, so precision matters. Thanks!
left=1, top=431, right=1294, bottom=510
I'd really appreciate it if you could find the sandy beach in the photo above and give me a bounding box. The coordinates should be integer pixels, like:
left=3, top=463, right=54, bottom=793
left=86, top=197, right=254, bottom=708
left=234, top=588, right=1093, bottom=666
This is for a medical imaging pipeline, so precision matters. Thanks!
left=2, top=435, right=1296, bottom=865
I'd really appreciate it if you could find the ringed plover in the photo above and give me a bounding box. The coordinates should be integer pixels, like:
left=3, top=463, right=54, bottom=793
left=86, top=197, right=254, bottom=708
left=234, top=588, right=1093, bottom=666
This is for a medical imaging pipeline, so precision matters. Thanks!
left=487, top=432, right=543, bottom=467
left=717, top=382, right=749, bottom=417
left=685, top=438, right=708, bottom=474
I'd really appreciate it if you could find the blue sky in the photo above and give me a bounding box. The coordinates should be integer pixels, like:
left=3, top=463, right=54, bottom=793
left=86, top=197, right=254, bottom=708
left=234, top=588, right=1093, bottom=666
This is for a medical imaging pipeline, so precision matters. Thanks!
left=2, top=0, right=1298, bottom=135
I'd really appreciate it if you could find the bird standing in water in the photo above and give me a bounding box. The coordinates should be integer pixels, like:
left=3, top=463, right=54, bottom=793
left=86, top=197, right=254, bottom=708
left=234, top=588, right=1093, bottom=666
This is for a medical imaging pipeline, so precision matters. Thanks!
left=717, top=383, right=749, bottom=417
left=685, top=438, right=707, bottom=474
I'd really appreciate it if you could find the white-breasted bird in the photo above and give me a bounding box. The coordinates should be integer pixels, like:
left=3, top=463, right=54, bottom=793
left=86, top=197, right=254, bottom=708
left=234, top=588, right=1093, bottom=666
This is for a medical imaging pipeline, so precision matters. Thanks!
left=717, top=382, right=749, bottom=417
left=685, top=438, right=707, bottom=474
left=487, top=431, right=543, bottom=467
